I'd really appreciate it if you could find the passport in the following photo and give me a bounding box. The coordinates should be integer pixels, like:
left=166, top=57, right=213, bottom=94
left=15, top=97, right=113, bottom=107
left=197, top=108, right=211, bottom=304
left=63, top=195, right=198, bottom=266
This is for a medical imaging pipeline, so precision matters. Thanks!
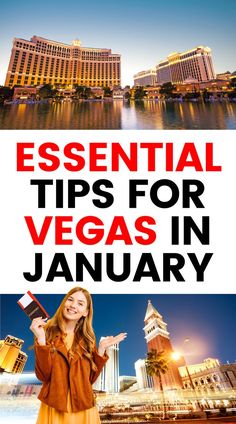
left=17, top=291, right=49, bottom=320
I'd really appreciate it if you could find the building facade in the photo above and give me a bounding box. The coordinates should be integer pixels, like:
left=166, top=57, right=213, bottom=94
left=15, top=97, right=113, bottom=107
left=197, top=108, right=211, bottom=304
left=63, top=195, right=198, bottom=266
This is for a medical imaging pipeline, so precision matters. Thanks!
left=216, top=71, right=232, bottom=81
left=94, top=339, right=120, bottom=393
left=0, top=335, right=27, bottom=373
left=134, top=359, right=154, bottom=390
left=156, top=46, right=215, bottom=85
left=179, top=358, right=236, bottom=394
left=133, top=69, right=157, bottom=87
left=5, top=36, right=121, bottom=88
left=144, top=300, right=184, bottom=391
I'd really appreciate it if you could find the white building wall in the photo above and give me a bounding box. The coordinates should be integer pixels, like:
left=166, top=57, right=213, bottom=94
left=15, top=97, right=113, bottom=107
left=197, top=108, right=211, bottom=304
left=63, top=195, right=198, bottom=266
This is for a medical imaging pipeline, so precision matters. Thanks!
left=156, top=46, right=215, bottom=85
left=134, top=359, right=153, bottom=390
left=93, top=340, right=119, bottom=393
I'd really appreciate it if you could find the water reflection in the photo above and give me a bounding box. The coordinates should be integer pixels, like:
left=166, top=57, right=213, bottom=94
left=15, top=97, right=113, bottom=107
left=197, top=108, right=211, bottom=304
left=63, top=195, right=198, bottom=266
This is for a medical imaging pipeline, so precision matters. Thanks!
left=0, top=100, right=236, bottom=129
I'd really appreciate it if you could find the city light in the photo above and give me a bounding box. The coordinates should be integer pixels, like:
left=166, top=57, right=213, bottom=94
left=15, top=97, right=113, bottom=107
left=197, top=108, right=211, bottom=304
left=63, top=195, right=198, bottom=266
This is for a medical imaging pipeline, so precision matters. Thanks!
left=171, top=351, right=181, bottom=361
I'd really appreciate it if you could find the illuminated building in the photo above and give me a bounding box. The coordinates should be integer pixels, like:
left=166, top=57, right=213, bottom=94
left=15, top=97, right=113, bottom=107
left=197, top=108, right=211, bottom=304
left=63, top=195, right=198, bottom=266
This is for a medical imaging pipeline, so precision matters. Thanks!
left=11, top=351, right=28, bottom=374
left=134, top=359, right=154, bottom=390
left=133, top=69, right=157, bottom=87
left=94, top=339, right=119, bottom=393
left=0, top=335, right=27, bottom=373
left=144, top=300, right=184, bottom=391
left=156, top=46, right=215, bottom=84
left=13, top=86, right=38, bottom=100
left=216, top=71, right=232, bottom=81
left=5, top=36, right=121, bottom=88
left=113, top=88, right=128, bottom=99
left=179, top=358, right=236, bottom=394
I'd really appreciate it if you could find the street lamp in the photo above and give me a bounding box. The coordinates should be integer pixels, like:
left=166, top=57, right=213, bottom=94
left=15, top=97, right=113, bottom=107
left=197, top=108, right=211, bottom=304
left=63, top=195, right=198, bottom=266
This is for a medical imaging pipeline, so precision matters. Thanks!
left=171, top=342, right=202, bottom=411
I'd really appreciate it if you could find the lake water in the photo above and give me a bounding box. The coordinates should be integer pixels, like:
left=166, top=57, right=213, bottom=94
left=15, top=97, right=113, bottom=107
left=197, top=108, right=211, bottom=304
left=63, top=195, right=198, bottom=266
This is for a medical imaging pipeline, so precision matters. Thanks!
left=0, top=100, right=236, bottom=129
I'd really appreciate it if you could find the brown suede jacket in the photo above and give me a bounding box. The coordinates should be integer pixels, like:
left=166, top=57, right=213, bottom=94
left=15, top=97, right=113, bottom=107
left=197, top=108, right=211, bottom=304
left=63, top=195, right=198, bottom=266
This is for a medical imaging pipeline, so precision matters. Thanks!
left=34, top=335, right=108, bottom=412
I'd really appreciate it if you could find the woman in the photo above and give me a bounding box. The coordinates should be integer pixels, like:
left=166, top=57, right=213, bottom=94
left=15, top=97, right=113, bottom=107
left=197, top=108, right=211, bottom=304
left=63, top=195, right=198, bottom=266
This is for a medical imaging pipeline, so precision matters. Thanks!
left=30, top=287, right=127, bottom=424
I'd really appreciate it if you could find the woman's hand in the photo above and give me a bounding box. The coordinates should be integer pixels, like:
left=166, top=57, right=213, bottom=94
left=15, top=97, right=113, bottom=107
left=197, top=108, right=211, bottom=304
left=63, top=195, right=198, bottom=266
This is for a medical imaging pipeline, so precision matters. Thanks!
left=30, top=317, right=47, bottom=345
left=98, top=332, right=127, bottom=356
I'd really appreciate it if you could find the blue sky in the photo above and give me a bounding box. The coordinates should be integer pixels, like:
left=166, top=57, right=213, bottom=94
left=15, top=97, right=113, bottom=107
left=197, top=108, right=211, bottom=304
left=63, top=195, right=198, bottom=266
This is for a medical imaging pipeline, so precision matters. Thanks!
left=1, top=0, right=236, bottom=86
left=1, top=294, right=236, bottom=375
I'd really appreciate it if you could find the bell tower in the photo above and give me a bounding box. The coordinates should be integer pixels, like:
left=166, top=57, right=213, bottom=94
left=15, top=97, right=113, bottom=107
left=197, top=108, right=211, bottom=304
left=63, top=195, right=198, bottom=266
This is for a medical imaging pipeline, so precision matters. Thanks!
left=144, top=300, right=184, bottom=390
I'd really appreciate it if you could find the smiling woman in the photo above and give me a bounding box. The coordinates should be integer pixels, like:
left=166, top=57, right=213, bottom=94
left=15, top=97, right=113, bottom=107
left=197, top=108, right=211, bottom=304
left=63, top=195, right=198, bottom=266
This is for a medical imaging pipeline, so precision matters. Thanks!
left=63, top=292, right=88, bottom=325
left=29, top=287, right=127, bottom=424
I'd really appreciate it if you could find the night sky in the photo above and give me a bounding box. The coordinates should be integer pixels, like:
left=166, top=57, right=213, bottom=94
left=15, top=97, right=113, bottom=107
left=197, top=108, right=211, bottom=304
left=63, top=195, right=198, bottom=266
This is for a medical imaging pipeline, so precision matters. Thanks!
left=1, top=0, right=236, bottom=85
left=1, top=294, right=235, bottom=375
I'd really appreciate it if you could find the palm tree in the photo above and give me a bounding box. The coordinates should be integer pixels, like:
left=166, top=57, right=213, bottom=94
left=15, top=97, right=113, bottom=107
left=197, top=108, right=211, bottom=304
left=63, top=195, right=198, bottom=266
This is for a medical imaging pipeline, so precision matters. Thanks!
left=159, top=82, right=176, bottom=98
left=134, top=86, right=146, bottom=100
left=145, top=349, right=169, bottom=419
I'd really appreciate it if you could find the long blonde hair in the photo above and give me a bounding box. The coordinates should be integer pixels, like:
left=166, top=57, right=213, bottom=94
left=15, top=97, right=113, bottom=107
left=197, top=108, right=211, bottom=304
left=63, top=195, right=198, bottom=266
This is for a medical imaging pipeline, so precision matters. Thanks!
left=44, top=287, right=97, bottom=370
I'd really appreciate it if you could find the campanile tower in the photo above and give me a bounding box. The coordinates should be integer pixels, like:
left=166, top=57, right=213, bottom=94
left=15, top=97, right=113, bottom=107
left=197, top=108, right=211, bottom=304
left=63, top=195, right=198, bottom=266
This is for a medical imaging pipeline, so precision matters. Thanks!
left=144, top=300, right=184, bottom=390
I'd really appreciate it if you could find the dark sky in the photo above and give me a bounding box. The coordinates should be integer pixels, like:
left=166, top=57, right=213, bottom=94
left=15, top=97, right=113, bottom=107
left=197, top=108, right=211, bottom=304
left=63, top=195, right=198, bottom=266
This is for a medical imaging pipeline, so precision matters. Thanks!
left=1, top=294, right=235, bottom=375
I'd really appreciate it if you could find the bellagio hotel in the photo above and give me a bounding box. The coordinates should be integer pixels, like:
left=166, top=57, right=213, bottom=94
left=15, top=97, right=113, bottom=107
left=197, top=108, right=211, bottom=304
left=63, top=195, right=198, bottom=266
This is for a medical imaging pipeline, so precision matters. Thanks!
left=5, top=35, right=121, bottom=88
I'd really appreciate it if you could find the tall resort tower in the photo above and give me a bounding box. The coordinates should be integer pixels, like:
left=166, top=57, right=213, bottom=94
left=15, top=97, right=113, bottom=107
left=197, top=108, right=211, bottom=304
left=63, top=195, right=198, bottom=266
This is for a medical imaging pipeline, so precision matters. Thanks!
left=93, top=340, right=119, bottom=393
left=144, top=300, right=184, bottom=391
left=0, top=335, right=27, bottom=373
left=5, top=36, right=121, bottom=88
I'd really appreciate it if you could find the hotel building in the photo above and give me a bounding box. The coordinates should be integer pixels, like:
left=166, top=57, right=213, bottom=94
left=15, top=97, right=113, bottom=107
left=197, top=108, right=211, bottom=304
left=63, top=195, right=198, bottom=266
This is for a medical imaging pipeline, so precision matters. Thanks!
left=156, top=46, right=215, bottom=85
left=133, top=46, right=215, bottom=87
left=93, top=339, right=120, bottom=393
left=134, top=358, right=154, bottom=390
left=133, top=68, right=157, bottom=86
left=5, top=36, right=121, bottom=88
left=0, top=335, right=27, bottom=374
